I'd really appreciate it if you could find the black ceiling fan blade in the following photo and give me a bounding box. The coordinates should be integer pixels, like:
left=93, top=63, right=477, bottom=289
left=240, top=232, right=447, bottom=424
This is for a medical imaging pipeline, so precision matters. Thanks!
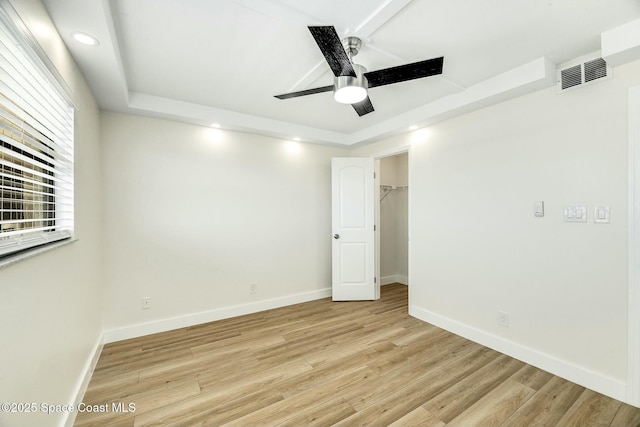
left=365, top=56, right=444, bottom=88
left=308, top=26, right=356, bottom=78
left=351, top=96, right=374, bottom=116
left=274, top=85, right=334, bottom=100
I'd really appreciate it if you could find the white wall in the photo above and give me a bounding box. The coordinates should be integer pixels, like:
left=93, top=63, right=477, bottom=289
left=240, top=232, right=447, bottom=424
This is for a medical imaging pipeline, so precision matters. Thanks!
left=100, top=112, right=349, bottom=339
left=354, top=59, right=640, bottom=401
left=380, top=154, right=408, bottom=284
left=2, top=2, right=638, bottom=419
left=0, top=1, right=103, bottom=427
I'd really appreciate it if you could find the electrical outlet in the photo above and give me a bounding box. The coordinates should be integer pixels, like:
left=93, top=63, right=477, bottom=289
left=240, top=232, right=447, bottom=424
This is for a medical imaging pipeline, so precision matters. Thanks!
left=497, top=311, right=509, bottom=327
left=249, top=283, right=257, bottom=294
left=142, top=297, right=151, bottom=309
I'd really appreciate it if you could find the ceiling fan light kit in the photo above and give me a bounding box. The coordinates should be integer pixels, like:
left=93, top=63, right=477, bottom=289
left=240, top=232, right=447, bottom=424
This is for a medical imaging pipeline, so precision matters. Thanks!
left=334, top=83, right=367, bottom=104
left=334, top=63, right=368, bottom=104
left=274, top=26, right=444, bottom=117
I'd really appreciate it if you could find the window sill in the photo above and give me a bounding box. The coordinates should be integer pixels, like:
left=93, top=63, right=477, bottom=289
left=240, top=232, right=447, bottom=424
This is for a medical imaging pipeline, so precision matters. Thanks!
left=0, top=237, right=79, bottom=270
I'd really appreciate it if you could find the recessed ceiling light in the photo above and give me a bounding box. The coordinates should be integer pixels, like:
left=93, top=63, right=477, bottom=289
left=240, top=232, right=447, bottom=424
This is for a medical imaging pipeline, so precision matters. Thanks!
left=71, top=32, right=99, bottom=46
left=293, top=137, right=301, bottom=141
left=409, top=125, right=418, bottom=131
left=211, top=123, right=221, bottom=128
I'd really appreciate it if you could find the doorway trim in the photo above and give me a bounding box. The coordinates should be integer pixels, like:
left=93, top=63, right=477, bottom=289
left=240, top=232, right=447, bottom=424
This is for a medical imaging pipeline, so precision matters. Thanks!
left=371, top=145, right=411, bottom=301
left=628, top=85, right=640, bottom=406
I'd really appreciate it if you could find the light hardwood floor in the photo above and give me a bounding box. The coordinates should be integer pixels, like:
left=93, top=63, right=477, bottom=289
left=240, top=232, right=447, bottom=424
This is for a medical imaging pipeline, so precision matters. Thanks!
left=75, top=284, right=640, bottom=426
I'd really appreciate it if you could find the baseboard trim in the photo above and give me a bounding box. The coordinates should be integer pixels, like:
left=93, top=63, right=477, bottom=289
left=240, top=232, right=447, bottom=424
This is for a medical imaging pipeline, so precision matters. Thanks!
left=62, top=334, right=104, bottom=427
left=103, top=288, right=332, bottom=343
left=410, top=304, right=627, bottom=403
left=381, top=275, right=408, bottom=286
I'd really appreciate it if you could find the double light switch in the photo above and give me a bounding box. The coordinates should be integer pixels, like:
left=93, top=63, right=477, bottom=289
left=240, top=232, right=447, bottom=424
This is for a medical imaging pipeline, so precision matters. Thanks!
left=563, top=205, right=587, bottom=222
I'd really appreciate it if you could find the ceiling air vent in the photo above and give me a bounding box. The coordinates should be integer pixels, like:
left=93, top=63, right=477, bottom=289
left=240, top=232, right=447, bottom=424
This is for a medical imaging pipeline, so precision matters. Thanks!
left=557, top=57, right=611, bottom=92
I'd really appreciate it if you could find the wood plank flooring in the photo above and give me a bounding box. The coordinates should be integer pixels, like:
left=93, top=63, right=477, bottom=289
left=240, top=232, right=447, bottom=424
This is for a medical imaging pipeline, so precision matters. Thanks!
left=75, top=284, right=640, bottom=426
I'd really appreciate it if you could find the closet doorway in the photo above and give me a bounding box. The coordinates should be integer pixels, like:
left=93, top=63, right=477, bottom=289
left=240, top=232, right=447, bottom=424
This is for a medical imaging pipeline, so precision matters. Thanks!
left=376, top=152, right=409, bottom=299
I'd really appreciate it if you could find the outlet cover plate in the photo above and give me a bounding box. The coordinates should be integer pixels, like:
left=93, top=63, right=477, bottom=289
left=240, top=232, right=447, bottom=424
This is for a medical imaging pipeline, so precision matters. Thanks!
left=498, top=311, right=509, bottom=327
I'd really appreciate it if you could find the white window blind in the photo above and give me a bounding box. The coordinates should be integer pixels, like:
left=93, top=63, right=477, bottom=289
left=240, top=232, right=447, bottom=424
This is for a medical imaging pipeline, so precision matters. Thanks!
left=0, top=2, right=74, bottom=258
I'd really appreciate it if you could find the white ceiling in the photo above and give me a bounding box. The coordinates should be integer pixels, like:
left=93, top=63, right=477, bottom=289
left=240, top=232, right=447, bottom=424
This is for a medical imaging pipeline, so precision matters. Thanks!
left=42, top=0, right=640, bottom=146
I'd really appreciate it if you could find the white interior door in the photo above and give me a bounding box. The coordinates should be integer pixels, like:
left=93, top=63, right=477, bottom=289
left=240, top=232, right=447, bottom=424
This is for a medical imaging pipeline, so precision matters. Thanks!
left=331, top=157, right=376, bottom=301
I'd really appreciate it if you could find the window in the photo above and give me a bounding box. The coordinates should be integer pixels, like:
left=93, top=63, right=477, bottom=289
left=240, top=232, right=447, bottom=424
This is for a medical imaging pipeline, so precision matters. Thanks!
left=0, top=1, right=74, bottom=259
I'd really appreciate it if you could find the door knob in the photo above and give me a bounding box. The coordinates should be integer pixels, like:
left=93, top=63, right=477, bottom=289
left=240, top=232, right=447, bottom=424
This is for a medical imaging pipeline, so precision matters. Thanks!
left=333, top=234, right=340, bottom=239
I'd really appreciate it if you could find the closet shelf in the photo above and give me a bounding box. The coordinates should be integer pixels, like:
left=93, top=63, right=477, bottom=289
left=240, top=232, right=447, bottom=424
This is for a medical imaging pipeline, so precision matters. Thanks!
left=380, top=185, right=408, bottom=201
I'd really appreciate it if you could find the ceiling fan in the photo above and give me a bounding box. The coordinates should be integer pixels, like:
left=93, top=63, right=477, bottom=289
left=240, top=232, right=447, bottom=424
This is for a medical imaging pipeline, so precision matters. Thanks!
left=274, top=26, right=444, bottom=117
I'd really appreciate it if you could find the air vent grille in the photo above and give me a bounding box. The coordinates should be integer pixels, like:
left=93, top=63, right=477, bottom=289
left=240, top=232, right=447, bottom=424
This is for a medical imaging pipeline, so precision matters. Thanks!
left=558, top=57, right=610, bottom=92
left=584, top=58, right=607, bottom=82
left=561, top=65, right=582, bottom=90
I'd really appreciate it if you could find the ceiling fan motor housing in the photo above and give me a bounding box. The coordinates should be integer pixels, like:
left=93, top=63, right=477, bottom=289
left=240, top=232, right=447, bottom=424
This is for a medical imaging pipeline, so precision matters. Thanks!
left=334, top=63, right=368, bottom=104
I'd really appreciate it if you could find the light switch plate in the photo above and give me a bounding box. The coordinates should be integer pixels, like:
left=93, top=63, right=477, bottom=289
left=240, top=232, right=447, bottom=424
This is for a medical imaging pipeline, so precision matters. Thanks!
left=534, top=201, right=544, bottom=217
left=564, top=205, right=587, bottom=222
left=594, top=206, right=610, bottom=224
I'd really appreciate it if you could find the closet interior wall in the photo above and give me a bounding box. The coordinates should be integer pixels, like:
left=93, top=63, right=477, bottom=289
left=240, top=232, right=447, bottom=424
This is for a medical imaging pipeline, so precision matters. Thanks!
left=379, top=153, right=409, bottom=286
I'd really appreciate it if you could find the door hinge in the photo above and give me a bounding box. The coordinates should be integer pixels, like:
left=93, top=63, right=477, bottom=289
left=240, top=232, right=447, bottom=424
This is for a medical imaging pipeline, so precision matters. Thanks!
left=374, top=277, right=377, bottom=283
left=374, top=224, right=376, bottom=231
left=373, top=172, right=376, bottom=179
